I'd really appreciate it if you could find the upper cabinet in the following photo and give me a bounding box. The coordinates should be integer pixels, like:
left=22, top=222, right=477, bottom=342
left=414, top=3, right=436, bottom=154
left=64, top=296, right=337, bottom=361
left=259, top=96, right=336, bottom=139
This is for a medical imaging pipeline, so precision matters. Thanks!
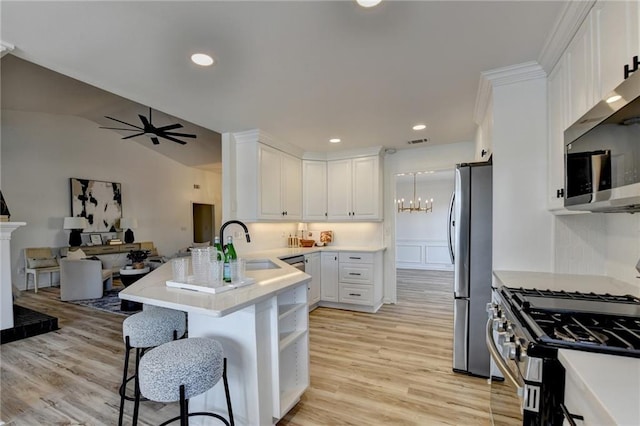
left=302, top=160, right=327, bottom=221
left=546, top=0, right=640, bottom=213
left=234, top=137, right=302, bottom=222
left=327, top=155, right=382, bottom=221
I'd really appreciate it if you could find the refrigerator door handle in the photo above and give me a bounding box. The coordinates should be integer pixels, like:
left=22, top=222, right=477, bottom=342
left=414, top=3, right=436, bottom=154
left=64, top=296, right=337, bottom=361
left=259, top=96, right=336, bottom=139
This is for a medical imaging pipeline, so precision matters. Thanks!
left=447, top=191, right=455, bottom=264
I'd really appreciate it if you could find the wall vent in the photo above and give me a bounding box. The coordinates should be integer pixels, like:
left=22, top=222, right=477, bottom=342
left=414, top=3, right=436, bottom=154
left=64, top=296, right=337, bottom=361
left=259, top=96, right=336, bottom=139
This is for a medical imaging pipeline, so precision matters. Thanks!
left=408, top=138, right=429, bottom=145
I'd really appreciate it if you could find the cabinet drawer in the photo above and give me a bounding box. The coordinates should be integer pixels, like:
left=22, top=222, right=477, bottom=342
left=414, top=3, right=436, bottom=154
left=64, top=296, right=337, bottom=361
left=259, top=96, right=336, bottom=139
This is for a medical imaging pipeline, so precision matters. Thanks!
left=339, top=264, right=373, bottom=284
left=338, top=252, right=373, bottom=264
left=339, top=284, right=373, bottom=305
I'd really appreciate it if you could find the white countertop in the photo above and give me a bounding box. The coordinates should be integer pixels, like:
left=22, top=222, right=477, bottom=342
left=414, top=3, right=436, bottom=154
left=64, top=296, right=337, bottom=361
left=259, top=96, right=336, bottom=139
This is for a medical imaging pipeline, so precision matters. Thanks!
left=493, top=270, right=640, bottom=297
left=119, top=256, right=310, bottom=317
left=559, top=349, right=640, bottom=425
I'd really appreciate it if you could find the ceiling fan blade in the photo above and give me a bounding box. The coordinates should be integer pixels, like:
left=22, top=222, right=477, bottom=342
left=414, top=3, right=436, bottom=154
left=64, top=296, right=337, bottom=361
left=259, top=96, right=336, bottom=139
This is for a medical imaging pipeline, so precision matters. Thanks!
left=151, top=137, right=160, bottom=145
left=160, top=134, right=188, bottom=145
left=121, top=132, right=145, bottom=140
left=162, top=131, right=197, bottom=138
left=155, top=123, right=183, bottom=131
left=139, top=114, right=151, bottom=129
left=99, top=126, right=142, bottom=131
left=105, top=116, right=143, bottom=130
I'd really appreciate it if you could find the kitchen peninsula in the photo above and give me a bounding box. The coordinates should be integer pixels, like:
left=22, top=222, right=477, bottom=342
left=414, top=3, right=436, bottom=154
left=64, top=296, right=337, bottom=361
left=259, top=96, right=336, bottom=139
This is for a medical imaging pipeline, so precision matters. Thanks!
left=119, top=256, right=311, bottom=426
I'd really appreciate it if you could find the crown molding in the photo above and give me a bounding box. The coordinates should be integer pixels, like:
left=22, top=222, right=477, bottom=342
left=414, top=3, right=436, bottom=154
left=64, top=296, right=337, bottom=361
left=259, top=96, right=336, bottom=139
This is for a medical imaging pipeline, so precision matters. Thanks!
left=303, top=146, right=383, bottom=161
left=473, top=61, right=546, bottom=124
left=232, top=128, right=304, bottom=158
left=0, top=41, right=15, bottom=58
left=537, top=0, right=596, bottom=73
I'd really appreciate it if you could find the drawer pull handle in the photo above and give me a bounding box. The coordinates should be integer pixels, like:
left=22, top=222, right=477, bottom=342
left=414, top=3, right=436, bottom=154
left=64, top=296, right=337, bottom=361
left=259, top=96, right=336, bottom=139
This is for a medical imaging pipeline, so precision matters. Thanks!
left=348, top=293, right=361, bottom=297
left=349, top=273, right=361, bottom=276
left=349, top=257, right=361, bottom=260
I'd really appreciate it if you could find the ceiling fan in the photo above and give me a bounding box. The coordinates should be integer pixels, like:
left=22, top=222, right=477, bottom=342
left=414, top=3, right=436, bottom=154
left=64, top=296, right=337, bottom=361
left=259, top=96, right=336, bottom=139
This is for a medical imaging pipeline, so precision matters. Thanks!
left=100, top=107, right=196, bottom=145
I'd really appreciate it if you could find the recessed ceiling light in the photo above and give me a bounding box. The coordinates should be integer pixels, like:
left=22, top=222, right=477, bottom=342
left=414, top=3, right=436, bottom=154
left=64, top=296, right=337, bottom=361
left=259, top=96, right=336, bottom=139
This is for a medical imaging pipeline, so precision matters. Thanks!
left=329, top=138, right=341, bottom=143
left=191, top=53, right=214, bottom=66
left=412, top=124, right=426, bottom=131
left=357, top=0, right=382, bottom=7
left=606, top=95, right=622, bottom=103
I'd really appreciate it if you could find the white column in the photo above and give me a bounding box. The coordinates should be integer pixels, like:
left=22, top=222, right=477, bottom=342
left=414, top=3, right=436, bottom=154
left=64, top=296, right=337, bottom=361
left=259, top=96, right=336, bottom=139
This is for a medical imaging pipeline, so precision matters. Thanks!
left=1, top=222, right=26, bottom=330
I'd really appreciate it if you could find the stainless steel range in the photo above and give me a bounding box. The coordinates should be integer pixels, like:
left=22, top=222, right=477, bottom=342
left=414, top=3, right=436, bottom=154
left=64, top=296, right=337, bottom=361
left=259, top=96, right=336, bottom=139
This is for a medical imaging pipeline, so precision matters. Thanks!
left=487, top=286, right=640, bottom=425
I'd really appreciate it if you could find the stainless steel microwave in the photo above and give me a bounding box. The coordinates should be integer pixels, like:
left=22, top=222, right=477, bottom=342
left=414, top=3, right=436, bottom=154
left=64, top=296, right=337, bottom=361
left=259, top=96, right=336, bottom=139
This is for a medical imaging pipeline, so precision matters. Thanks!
left=564, top=69, right=640, bottom=212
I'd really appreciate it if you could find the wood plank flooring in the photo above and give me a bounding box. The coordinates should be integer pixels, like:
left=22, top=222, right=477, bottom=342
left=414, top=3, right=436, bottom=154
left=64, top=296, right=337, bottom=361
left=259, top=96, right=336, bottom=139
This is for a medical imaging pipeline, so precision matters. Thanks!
left=1, top=270, right=492, bottom=425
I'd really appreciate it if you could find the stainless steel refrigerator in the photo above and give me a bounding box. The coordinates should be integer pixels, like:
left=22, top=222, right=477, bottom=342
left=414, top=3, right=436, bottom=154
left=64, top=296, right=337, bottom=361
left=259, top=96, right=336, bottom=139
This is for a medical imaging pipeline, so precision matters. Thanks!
left=448, top=161, right=492, bottom=378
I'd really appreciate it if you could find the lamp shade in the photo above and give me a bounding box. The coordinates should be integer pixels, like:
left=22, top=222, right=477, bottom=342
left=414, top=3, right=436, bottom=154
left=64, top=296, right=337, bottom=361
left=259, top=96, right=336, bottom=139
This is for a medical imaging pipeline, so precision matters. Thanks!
left=63, top=217, right=88, bottom=230
left=297, top=222, right=307, bottom=231
left=119, top=218, right=138, bottom=230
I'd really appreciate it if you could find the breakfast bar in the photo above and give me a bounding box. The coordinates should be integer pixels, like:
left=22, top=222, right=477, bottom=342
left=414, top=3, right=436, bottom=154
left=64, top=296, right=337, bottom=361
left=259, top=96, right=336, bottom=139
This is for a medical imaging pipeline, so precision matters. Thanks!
left=119, top=256, right=311, bottom=426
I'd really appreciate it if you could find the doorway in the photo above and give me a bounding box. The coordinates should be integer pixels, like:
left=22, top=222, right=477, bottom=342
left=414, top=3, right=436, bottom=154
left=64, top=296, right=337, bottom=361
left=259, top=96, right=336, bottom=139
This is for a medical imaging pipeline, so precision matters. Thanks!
left=193, top=203, right=215, bottom=244
left=394, top=169, right=455, bottom=272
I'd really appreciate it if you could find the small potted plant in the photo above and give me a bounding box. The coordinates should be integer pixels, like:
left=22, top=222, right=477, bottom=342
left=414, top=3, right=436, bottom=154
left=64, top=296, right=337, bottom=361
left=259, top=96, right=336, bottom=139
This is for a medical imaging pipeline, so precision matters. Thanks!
left=127, top=250, right=149, bottom=269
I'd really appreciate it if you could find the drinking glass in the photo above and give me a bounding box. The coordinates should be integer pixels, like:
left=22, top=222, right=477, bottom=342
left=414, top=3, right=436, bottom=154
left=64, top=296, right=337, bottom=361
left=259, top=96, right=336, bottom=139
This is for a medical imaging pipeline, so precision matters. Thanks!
left=209, top=260, right=224, bottom=287
left=229, top=258, right=246, bottom=283
left=191, top=247, right=210, bottom=283
left=171, top=258, right=189, bottom=282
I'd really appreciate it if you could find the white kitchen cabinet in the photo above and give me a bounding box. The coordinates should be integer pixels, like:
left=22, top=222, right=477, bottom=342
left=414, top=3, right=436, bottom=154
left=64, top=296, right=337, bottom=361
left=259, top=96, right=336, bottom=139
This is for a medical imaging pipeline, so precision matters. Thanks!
left=235, top=140, right=302, bottom=221
left=565, top=13, right=595, bottom=127
left=272, top=283, right=309, bottom=419
left=319, top=251, right=383, bottom=312
left=304, top=252, right=321, bottom=309
left=302, top=160, right=327, bottom=221
left=327, top=155, right=382, bottom=221
left=547, top=57, right=568, bottom=211
left=592, top=0, right=640, bottom=101
left=320, top=252, right=338, bottom=302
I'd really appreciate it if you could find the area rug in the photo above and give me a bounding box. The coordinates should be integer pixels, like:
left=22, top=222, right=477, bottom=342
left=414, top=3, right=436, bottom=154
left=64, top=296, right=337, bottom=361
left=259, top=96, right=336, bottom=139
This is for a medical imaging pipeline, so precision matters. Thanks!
left=68, top=289, right=141, bottom=316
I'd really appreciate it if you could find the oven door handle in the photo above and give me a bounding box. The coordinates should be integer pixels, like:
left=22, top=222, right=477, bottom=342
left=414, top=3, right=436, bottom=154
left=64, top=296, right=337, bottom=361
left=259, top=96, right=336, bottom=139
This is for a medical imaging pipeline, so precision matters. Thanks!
left=485, top=318, right=525, bottom=395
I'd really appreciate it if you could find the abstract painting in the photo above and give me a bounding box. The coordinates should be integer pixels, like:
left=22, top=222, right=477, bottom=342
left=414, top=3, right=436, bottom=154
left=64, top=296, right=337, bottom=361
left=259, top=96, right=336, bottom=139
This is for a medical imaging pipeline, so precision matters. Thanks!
left=70, top=178, right=122, bottom=232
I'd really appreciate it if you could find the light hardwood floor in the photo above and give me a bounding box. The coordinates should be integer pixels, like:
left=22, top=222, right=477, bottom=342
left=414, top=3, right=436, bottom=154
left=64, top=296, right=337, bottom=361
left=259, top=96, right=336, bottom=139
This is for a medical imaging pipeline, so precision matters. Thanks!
left=1, top=270, right=492, bottom=425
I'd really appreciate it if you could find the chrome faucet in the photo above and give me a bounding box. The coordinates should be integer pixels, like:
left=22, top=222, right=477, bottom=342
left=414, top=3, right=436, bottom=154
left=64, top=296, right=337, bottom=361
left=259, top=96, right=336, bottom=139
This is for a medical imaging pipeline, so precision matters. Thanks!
left=219, top=220, right=251, bottom=245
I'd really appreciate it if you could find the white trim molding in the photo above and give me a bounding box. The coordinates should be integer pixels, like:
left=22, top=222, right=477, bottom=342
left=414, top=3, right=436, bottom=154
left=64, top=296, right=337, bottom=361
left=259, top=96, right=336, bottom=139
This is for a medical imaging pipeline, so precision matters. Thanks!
left=396, top=239, right=453, bottom=271
left=0, top=41, right=15, bottom=58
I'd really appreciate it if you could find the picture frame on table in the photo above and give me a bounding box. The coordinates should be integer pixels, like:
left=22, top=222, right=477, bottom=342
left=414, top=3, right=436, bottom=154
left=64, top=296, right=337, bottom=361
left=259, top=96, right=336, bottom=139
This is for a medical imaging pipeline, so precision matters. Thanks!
left=89, top=234, right=103, bottom=245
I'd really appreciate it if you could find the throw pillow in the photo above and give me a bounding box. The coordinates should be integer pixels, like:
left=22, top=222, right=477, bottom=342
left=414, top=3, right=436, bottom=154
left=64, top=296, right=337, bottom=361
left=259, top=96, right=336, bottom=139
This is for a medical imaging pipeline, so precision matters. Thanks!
left=27, top=258, right=58, bottom=268
left=66, top=248, right=86, bottom=260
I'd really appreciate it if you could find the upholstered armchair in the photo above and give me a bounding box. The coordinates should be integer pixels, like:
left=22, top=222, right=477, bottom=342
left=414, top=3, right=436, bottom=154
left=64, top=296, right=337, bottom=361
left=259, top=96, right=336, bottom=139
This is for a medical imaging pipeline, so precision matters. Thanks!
left=60, top=259, right=113, bottom=301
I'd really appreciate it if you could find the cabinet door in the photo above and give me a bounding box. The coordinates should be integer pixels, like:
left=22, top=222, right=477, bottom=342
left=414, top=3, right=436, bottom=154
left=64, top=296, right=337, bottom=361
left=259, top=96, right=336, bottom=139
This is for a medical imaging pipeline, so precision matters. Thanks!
left=547, top=58, right=567, bottom=211
left=593, top=1, right=640, bottom=100
left=327, top=159, right=352, bottom=220
left=320, top=252, right=338, bottom=302
left=305, top=253, right=321, bottom=306
left=258, top=144, right=284, bottom=219
left=565, top=14, right=594, bottom=126
left=352, top=156, right=380, bottom=220
left=302, top=160, right=328, bottom=221
left=281, top=153, right=302, bottom=220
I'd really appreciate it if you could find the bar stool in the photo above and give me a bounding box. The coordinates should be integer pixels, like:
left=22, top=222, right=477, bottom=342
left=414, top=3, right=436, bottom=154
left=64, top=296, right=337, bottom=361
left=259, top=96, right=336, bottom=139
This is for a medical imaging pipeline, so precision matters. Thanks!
left=118, top=307, right=186, bottom=426
left=138, top=337, right=234, bottom=426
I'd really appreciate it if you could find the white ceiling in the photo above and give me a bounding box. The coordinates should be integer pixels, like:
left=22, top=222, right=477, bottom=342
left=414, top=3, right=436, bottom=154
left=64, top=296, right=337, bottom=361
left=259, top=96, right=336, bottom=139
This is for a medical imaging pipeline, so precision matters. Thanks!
left=1, top=1, right=565, bottom=155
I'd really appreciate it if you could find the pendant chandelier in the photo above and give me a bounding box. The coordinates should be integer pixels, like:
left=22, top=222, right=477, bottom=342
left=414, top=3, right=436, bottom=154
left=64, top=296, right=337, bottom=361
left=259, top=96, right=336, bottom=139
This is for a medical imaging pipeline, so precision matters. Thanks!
left=397, top=172, right=433, bottom=213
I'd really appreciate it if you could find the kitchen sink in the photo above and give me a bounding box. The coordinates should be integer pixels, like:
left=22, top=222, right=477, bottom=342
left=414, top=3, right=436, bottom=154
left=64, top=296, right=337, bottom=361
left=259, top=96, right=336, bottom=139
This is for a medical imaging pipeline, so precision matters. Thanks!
left=245, top=259, right=281, bottom=270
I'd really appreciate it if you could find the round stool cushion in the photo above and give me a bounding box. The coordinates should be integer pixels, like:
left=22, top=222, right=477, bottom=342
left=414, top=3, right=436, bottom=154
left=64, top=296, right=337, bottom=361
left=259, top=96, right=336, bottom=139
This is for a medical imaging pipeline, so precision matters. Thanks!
left=122, top=309, right=186, bottom=348
left=139, top=338, right=224, bottom=402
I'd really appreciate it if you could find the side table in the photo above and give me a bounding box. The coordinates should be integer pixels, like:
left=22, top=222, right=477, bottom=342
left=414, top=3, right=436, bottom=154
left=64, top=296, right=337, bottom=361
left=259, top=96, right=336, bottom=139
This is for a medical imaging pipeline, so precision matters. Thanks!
left=119, top=266, right=150, bottom=311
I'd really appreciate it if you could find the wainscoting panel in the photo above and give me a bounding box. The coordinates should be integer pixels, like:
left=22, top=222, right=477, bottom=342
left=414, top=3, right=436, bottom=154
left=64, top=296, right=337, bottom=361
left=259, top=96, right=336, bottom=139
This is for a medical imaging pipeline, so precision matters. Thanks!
left=396, top=239, right=453, bottom=271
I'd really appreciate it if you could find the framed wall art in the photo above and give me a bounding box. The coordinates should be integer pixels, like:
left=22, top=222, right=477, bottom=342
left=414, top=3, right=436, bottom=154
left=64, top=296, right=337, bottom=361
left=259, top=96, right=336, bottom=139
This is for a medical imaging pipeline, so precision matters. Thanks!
left=70, top=178, right=122, bottom=233
left=89, top=234, right=103, bottom=245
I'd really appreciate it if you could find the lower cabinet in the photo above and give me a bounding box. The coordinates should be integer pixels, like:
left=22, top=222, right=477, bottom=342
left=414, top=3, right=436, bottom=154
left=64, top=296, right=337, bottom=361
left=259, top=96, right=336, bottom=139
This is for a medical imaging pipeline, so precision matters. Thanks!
left=320, top=252, right=338, bottom=302
left=304, top=252, right=321, bottom=309
left=320, top=251, right=383, bottom=313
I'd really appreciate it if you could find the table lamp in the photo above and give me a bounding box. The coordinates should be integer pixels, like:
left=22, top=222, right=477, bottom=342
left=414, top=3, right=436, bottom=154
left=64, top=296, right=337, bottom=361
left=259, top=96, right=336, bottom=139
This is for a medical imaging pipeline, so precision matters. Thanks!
left=119, top=218, right=138, bottom=244
left=63, top=217, right=88, bottom=247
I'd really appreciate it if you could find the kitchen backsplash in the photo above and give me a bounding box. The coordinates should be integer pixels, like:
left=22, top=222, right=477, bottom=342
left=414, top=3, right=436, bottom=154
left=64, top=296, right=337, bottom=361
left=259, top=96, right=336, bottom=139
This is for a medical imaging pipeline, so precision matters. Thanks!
left=554, top=213, right=640, bottom=287
left=230, top=222, right=384, bottom=254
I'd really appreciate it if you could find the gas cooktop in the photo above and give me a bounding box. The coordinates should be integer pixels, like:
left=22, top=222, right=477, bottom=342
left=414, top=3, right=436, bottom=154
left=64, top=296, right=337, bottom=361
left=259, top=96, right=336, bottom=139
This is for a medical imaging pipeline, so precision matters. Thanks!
left=502, top=287, right=640, bottom=358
